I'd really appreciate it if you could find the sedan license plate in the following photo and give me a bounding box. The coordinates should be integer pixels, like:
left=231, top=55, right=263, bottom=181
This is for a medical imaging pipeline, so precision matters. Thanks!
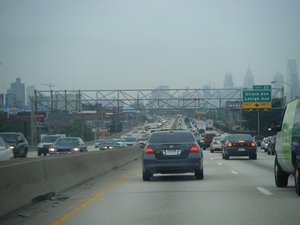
left=238, top=148, right=245, bottom=151
left=164, top=150, right=181, bottom=156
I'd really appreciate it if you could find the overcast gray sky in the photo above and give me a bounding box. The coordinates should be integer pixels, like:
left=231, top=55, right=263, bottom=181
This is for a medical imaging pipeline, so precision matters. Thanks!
left=0, top=0, right=300, bottom=93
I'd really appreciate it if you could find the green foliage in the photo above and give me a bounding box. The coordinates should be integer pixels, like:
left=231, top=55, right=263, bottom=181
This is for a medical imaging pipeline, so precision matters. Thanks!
left=0, top=112, right=31, bottom=137
left=107, top=119, right=123, bottom=133
left=52, top=121, right=94, bottom=141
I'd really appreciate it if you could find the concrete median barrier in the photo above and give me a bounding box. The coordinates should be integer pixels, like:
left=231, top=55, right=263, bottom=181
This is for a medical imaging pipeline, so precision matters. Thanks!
left=0, top=147, right=141, bottom=217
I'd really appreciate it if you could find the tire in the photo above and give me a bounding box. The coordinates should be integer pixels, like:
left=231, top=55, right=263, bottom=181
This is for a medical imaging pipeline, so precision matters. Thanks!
left=38, top=152, right=42, bottom=156
left=295, top=166, right=300, bottom=196
left=142, top=170, right=152, bottom=181
left=274, top=156, right=289, bottom=187
left=210, top=149, right=214, bottom=153
left=249, top=154, right=257, bottom=160
left=18, top=147, right=27, bottom=158
left=195, top=168, right=204, bottom=180
left=224, top=153, right=229, bottom=160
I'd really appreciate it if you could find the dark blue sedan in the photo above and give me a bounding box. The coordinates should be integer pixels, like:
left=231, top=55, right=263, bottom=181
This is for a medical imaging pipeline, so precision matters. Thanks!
left=142, top=130, right=204, bottom=181
left=222, top=133, right=257, bottom=160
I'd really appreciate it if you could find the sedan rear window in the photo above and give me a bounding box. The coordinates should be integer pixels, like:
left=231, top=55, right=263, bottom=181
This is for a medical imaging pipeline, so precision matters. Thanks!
left=229, top=134, right=253, bottom=142
left=149, top=132, right=195, bottom=144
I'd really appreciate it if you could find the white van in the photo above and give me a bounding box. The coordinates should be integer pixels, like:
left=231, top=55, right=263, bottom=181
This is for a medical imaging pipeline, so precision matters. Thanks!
left=270, top=97, right=300, bottom=195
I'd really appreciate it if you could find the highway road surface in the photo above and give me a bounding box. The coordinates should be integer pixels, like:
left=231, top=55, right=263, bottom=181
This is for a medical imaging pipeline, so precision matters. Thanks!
left=1, top=149, right=300, bottom=225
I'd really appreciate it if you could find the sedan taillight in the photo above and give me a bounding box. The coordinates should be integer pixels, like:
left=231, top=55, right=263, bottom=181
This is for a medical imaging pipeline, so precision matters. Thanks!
left=251, top=142, right=257, bottom=147
left=227, top=142, right=233, bottom=147
left=190, top=145, right=200, bottom=153
left=144, top=146, right=154, bottom=154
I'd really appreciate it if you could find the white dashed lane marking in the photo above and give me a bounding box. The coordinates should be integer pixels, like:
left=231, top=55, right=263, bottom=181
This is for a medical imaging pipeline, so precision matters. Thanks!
left=257, top=187, right=273, bottom=196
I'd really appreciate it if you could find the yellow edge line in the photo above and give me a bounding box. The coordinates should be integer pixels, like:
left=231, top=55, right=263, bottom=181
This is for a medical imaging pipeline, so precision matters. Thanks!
left=51, top=175, right=129, bottom=225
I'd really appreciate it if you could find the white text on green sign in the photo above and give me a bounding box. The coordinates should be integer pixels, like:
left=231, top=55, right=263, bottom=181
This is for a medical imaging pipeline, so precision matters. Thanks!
left=243, top=90, right=271, bottom=102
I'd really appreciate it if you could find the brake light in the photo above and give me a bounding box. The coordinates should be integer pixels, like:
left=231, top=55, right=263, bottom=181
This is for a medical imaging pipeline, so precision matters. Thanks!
left=251, top=142, right=256, bottom=147
left=227, top=142, right=233, bottom=147
left=190, top=145, right=200, bottom=153
left=144, top=146, right=154, bottom=154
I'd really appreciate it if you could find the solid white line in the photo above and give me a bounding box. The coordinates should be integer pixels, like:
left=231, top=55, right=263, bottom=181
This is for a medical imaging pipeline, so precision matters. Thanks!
left=217, top=162, right=223, bottom=166
left=257, top=187, right=273, bottom=196
left=231, top=170, right=239, bottom=175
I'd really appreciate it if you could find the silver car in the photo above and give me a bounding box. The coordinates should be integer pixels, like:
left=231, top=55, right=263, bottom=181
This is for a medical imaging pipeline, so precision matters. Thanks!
left=0, top=137, right=13, bottom=161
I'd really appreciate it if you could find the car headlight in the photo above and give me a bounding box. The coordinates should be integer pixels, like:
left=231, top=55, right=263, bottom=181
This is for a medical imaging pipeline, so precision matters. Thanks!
left=73, top=147, right=80, bottom=152
left=9, top=145, right=15, bottom=150
left=49, top=147, right=56, bottom=152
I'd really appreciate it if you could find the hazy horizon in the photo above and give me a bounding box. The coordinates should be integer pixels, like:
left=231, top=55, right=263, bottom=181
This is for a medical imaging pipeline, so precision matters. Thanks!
left=1, top=0, right=300, bottom=93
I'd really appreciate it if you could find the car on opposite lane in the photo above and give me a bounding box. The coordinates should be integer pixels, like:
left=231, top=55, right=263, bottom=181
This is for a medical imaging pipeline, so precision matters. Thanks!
left=49, top=137, right=87, bottom=154
left=37, top=134, right=65, bottom=156
left=142, top=130, right=204, bottom=181
left=222, top=133, right=257, bottom=160
left=0, top=137, right=13, bottom=161
left=98, top=139, right=117, bottom=150
left=0, top=132, right=28, bottom=158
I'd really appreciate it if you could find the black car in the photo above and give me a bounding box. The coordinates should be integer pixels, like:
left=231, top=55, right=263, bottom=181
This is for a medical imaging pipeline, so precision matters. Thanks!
left=142, top=130, right=204, bottom=181
left=49, top=137, right=87, bottom=154
left=98, top=139, right=117, bottom=150
left=253, top=135, right=264, bottom=147
left=0, top=132, right=28, bottom=158
left=202, top=132, right=217, bottom=150
left=37, top=134, right=65, bottom=156
left=222, top=133, right=257, bottom=160
left=267, top=135, right=276, bottom=155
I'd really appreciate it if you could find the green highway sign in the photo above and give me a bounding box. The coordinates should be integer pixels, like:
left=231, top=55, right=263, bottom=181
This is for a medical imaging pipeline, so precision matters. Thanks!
left=242, top=89, right=272, bottom=109
left=243, top=90, right=271, bottom=102
left=253, top=85, right=271, bottom=90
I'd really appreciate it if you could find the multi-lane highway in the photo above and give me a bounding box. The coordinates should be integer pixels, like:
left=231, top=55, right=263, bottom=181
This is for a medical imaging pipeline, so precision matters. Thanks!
left=2, top=148, right=300, bottom=225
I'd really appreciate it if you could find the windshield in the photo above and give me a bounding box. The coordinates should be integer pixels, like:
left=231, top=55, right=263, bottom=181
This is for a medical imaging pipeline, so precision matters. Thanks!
left=41, top=136, right=61, bottom=143
left=0, top=133, right=17, bottom=143
left=56, top=138, right=80, bottom=146
left=0, top=137, right=7, bottom=147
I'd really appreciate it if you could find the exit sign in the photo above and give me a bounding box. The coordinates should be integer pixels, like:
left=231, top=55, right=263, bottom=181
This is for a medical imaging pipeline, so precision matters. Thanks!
left=253, top=85, right=271, bottom=90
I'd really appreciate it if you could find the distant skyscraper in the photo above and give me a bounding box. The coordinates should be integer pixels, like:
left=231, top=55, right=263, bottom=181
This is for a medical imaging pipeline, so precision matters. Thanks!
left=243, top=68, right=254, bottom=89
left=26, top=85, right=35, bottom=106
left=223, top=72, right=234, bottom=89
left=272, top=72, right=284, bottom=98
left=7, top=78, right=25, bottom=107
left=287, top=59, right=298, bottom=101
left=0, top=94, right=4, bottom=108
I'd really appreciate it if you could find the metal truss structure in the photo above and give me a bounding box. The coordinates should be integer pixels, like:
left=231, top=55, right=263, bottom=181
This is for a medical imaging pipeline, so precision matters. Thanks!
left=32, top=87, right=283, bottom=112
left=30, top=87, right=283, bottom=144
